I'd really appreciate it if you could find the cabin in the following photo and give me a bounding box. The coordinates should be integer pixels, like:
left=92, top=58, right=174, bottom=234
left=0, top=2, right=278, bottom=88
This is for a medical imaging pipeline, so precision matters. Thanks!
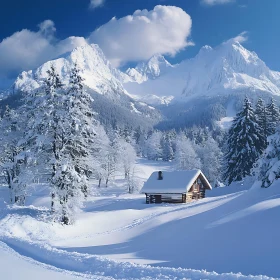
left=141, top=170, right=212, bottom=204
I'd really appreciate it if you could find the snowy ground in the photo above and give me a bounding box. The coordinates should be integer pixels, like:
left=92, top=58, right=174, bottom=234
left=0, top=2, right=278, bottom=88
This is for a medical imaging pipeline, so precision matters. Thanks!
left=0, top=159, right=280, bottom=280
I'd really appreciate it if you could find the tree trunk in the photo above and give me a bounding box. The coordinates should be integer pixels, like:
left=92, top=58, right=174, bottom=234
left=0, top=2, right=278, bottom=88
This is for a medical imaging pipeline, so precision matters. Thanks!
left=51, top=193, right=55, bottom=213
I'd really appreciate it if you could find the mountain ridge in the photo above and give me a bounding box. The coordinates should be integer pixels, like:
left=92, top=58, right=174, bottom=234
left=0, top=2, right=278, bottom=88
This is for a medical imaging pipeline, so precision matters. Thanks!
left=124, top=40, right=280, bottom=105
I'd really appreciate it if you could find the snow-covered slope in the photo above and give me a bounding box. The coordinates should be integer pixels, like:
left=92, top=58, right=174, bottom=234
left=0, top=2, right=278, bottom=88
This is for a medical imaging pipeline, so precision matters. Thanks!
left=0, top=159, right=280, bottom=279
left=124, top=41, right=280, bottom=105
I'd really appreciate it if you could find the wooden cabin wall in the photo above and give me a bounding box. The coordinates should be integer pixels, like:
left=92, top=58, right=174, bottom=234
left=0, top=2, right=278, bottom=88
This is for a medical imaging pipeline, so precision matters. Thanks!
left=187, top=181, right=206, bottom=201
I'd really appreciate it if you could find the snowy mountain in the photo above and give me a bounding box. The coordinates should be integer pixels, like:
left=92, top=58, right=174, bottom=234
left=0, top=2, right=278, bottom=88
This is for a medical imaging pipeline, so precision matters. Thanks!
left=12, top=43, right=161, bottom=130
left=5, top=40, right=280, bottom=130
left=123, top=40, right=280, bottom=105
left=14, top=43, right=128, bottom=98
left=125, top=54, right=174, bottom=83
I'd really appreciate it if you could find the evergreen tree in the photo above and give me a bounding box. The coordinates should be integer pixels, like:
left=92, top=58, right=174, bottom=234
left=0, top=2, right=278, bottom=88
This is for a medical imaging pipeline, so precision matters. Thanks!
left=223, top=98, right=266, bottom=185
left=267, top=98, right=280, bottom=135
left=254, top=126, right=280, bottom=187
left=0, top=106, right=31, bottom=205
left=51, top=64, right=96, bottom=223
left=255, top=98, right=268, bottom=150
left=66, top=64, right=96, bottom=197
left=133, top=126, right=146, bottom=157
left=161, top=132, right=174, bottom=161
left=24, top=64, right=96, bottom=224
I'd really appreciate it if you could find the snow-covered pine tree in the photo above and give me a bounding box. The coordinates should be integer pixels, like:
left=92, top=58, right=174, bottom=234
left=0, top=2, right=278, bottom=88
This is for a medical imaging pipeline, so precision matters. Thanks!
left=254, top=126, right=280, bottom=187
left=50, top=63, right=97, bottom=224
left=267, top=98, right=280, bottom=136
left=65, top=63, right=96, bottom=197
left=0, top=105, right=33, bottom=205
left=40, top=65, right=65, bottom=216
left=133, top=126, right=146, bottom=157
left=23, top=64, right=94, bottom=224
left=254, top=98, right=268, bottom=151
left=223, top=97, right=266, bottom=185
left=161, top=132, right=174, bottom=162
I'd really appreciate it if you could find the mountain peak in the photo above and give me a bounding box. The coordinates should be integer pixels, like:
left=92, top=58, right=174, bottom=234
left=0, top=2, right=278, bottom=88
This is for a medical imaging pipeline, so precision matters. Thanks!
left=125, top=54, right=173, bottom=83
left=147, top=53, right=171, bottom=65
left=13, top=42, right=127, bottom=97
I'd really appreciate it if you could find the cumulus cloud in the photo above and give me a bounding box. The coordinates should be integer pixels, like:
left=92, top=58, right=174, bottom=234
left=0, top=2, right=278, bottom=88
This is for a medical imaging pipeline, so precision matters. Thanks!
left=90, top=0, right=105, bottom=9
left=201, top=0, right=235, bottom=5
left=0, top=6, right=193, bottom=79
left=88, top=5, right=193, bottom=67
left=0, top=20, right=87, bottom=79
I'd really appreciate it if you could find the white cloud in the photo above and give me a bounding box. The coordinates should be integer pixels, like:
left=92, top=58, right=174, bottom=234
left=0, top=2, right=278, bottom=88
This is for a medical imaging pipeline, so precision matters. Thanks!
left=0, top=6, right=193, bottom=79
left=201, top=0, right=235, bottom=6
left=0, top=20, right=87, bottom=79
left=90, top=0, right=105, bottom=9
left=38, top=19, right=56, bottom=39
left=232, top=31, right=248, bottom=43
left=88, top=5, right=193, bottom=67
left=223, top=31, right=248, bottom=46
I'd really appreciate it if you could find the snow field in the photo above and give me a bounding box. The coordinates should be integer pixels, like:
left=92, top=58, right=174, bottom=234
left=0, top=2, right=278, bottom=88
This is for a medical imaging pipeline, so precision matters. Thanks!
left=0, top=159, right=280, bottom=279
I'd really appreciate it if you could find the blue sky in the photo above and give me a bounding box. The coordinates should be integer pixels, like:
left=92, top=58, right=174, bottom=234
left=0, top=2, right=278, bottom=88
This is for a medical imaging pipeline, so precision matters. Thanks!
left=0, top=0, right=280, bottom=80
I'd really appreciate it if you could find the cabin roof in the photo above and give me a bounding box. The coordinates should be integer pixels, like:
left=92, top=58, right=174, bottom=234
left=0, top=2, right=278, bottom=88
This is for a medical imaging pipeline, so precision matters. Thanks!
left=141, top=170, right=212, bottom=194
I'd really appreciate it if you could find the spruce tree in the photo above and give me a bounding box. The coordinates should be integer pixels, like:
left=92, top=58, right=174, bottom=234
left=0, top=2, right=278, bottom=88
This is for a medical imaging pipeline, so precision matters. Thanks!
left=23, top=65, right=88, bottom=224
left=255, top=98, right=268, bottom=150
left=65, top=64, right=96, bottom=197
left=162, top=132, right=174, bottom=161
left=51, top=64, right=96, bottom=224
left=224, top=97, right=266, bottom=185
left=267, top=98, right=280, bottom=136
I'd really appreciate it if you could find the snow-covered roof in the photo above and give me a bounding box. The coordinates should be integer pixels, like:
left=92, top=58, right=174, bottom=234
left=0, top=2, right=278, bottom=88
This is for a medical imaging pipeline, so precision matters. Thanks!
left=141, top=170, right=212, bottom=194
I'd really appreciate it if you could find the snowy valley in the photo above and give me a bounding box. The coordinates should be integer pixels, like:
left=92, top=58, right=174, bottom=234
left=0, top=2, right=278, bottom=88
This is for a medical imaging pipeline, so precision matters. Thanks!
left=1, top=17, right=280, bottom=280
